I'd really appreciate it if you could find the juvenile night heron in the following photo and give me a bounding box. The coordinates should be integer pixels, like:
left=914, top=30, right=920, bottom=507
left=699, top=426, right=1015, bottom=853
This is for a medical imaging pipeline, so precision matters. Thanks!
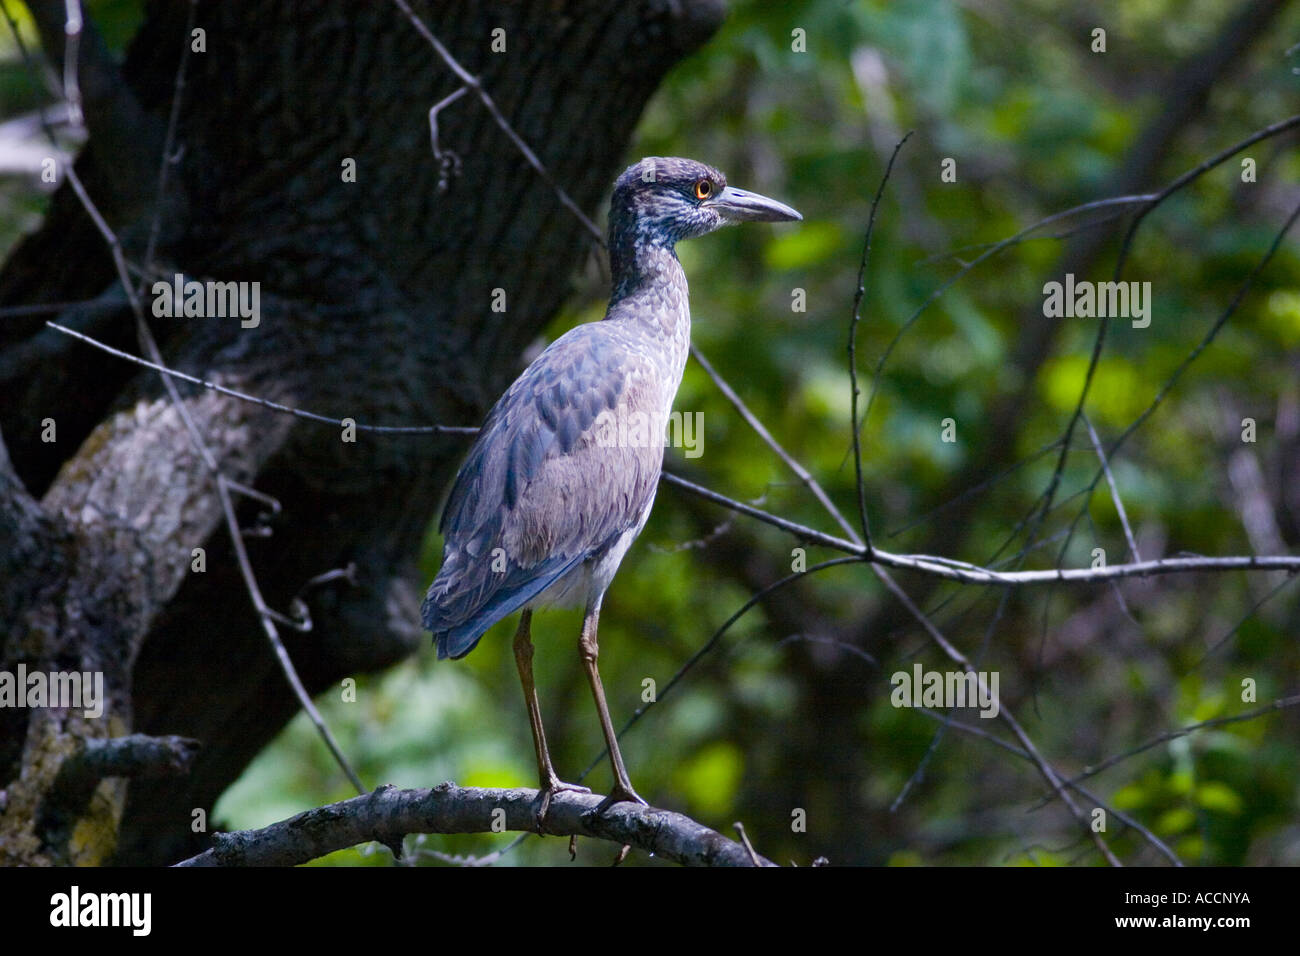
left=422, top=157, right=800, bottom=823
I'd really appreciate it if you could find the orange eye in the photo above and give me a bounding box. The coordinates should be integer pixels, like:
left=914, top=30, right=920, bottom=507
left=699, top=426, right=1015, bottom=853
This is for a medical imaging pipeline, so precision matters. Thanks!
left=694, top=179, right=713, bottom=200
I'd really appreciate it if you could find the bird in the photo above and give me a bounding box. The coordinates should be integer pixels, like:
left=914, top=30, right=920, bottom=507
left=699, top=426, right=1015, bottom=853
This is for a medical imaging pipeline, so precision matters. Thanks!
left=422, top=156, right=801, bottom=825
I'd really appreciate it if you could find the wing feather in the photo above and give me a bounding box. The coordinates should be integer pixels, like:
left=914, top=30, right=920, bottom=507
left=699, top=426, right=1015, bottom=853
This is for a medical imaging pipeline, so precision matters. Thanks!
left=423, top=323, right=667, bottom=656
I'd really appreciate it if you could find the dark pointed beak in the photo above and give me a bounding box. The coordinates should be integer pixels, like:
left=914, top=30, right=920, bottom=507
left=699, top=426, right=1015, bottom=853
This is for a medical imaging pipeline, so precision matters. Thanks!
left=710, top=185, right=802, bottom=223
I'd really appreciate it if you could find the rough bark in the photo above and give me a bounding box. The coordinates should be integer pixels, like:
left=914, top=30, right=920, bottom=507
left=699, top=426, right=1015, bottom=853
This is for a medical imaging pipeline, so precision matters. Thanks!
left=174, top=782, right=775, bottom=867
left=0, top=0, right=723, bottom=866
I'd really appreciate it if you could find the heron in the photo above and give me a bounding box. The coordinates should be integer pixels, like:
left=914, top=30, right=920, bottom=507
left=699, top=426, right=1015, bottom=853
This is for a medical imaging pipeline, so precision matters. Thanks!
left=422, top=156, right=801, bottom=825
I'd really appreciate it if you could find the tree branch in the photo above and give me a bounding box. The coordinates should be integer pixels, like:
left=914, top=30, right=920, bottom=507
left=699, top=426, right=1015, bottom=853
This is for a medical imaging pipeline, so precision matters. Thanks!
left=31, top=320, right=1300, bottom=595
left=23, top=0, right=164, bottom=220
left=175, top=783, right=774, bottom=867
left=48, top=733, right=199, bottom=816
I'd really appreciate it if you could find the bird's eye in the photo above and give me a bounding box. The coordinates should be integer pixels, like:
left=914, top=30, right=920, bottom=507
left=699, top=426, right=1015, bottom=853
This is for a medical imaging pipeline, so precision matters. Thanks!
left=694, top=179, right=713, bottom=200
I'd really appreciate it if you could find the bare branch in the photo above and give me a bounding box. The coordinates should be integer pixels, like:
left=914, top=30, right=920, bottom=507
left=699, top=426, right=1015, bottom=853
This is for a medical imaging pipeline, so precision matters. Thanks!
left=869, top=562, right=1121, bottom=866
left=1024, top=120, right=1300, bottom=582
left=45, top=320, right=477, bottom=435
left=922, top=710, right=1181, bottom=866
left=1083, top=412, right=1140, bottom=563
left=175, top=783, right=775, bottom=867
left=141, top=0, right=197, bottom=272
left=862, top=193, right=1158, bottom=425
left=847, top=131, right=912, bottom=551
left=390, top=0, right=604, bottom=245
left=39, top=314, right=1300, bottom=593
left=690, top=344, right=861, bottom=545
left=1049, top=693, right=1300, bottom=794
left=50, top=734, right=199, bottom=813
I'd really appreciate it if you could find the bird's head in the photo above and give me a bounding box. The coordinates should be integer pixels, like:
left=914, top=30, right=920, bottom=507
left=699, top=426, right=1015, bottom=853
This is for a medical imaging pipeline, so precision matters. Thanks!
left=609, top=157, right=801, bottom=250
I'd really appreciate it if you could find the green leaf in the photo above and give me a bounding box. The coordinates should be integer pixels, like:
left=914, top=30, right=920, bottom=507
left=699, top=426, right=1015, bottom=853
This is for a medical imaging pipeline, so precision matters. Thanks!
left=1155, top=807, right=1195, bottom=836
left=1195, top=782, right=1243, bottom=815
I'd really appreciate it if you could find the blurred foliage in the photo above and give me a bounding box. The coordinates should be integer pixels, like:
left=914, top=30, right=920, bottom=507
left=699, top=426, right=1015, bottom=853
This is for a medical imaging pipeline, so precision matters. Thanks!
left=8, top=0, right=1300, bottom=865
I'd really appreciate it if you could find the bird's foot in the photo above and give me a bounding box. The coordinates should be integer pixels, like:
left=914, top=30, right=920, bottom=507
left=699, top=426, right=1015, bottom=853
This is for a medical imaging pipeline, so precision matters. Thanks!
left=534, top=777, right=591, bottom=832
left=593, top=783, right=648, bottom=816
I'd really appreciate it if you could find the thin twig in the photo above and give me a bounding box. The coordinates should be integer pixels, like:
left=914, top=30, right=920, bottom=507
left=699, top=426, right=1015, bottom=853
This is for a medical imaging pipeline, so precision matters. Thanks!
left=41, top=319, right=1300, bottom=589
left=390, top=0, right=603, bottom=244
left=690, top=344, right=861, bottom=545
left=872, top=563, right=1121, bottom=865
left=1020, top=116, right=1300, bottom=596
left=920, top=710, right=1180, bottom=865
left=1046, top=693, right=1300, bottom=794
left=847, top=132, right=912, bottom=550
left=60, top=0, right=82, bottom=127
left=141, top=0, right=197, bottom=273
left=733, top=822, right=762, bottom=867
left=1083, top=412, right=1140, bottom=563
left=580, top=556, right=866, bottom=780
left=862, top=193, right=1158, bottom=424
left=46, top=320, right=478, bottom=434
left=1195, top=571, right=1299, bottom=665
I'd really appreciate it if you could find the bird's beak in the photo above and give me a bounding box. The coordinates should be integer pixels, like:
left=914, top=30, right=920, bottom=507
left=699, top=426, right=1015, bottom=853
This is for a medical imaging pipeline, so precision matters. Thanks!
left=710, top=185, right=802, bottom=223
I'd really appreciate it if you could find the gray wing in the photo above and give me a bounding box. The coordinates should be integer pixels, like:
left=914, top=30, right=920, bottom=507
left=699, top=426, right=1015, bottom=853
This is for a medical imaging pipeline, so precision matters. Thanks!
left=423, top=323, right=666, bottom=657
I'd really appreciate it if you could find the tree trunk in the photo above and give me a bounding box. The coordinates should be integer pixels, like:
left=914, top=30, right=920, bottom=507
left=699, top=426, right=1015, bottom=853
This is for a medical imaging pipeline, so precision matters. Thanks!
left=0, top=0, right=722, bottom=866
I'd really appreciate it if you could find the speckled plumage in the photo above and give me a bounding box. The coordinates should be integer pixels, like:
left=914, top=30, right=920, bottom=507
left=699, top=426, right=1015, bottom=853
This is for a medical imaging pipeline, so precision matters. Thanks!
left=422, top=157, right=801, bottom=661
left=421, top=156, right=800, bottom=817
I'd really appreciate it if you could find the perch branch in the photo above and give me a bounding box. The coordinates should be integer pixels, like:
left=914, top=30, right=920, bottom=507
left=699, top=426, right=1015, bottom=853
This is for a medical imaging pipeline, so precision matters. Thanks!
left=175, top=783, right=774, bottom=867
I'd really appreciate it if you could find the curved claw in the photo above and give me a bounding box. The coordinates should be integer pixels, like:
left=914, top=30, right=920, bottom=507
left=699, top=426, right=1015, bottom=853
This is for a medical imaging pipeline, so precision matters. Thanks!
left=534, top=778, right=591, bottom=832
left=593, top=783, right=648, bottom=816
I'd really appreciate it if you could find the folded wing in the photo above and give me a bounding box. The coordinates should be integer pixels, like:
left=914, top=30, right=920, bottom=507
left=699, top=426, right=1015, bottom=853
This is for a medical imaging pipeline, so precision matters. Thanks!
left=423, top=324, right=666, bottom=658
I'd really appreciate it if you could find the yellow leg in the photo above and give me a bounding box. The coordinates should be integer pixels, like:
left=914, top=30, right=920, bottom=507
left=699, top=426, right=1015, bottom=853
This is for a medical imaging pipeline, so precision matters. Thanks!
left=513, top=610, right=588, bottom=828
left=578, top=602, right=647, bottom=812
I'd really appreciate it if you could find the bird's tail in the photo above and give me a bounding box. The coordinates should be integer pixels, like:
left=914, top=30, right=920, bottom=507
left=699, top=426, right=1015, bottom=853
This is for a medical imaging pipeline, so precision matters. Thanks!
left=422, top=549, right=586, bottom=660
left=421, top=555, right=486, bottom=660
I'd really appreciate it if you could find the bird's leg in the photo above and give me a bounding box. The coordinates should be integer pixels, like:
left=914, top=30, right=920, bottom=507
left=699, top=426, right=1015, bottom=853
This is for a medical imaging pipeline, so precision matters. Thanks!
left=512, top=610, right=589, bottom=830
left=578, top=602, right=648, bottom=814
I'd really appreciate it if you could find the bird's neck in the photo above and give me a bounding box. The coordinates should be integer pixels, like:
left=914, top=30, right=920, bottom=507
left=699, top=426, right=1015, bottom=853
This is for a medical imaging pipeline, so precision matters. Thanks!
left=606, top=237, right=691, bottom=343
